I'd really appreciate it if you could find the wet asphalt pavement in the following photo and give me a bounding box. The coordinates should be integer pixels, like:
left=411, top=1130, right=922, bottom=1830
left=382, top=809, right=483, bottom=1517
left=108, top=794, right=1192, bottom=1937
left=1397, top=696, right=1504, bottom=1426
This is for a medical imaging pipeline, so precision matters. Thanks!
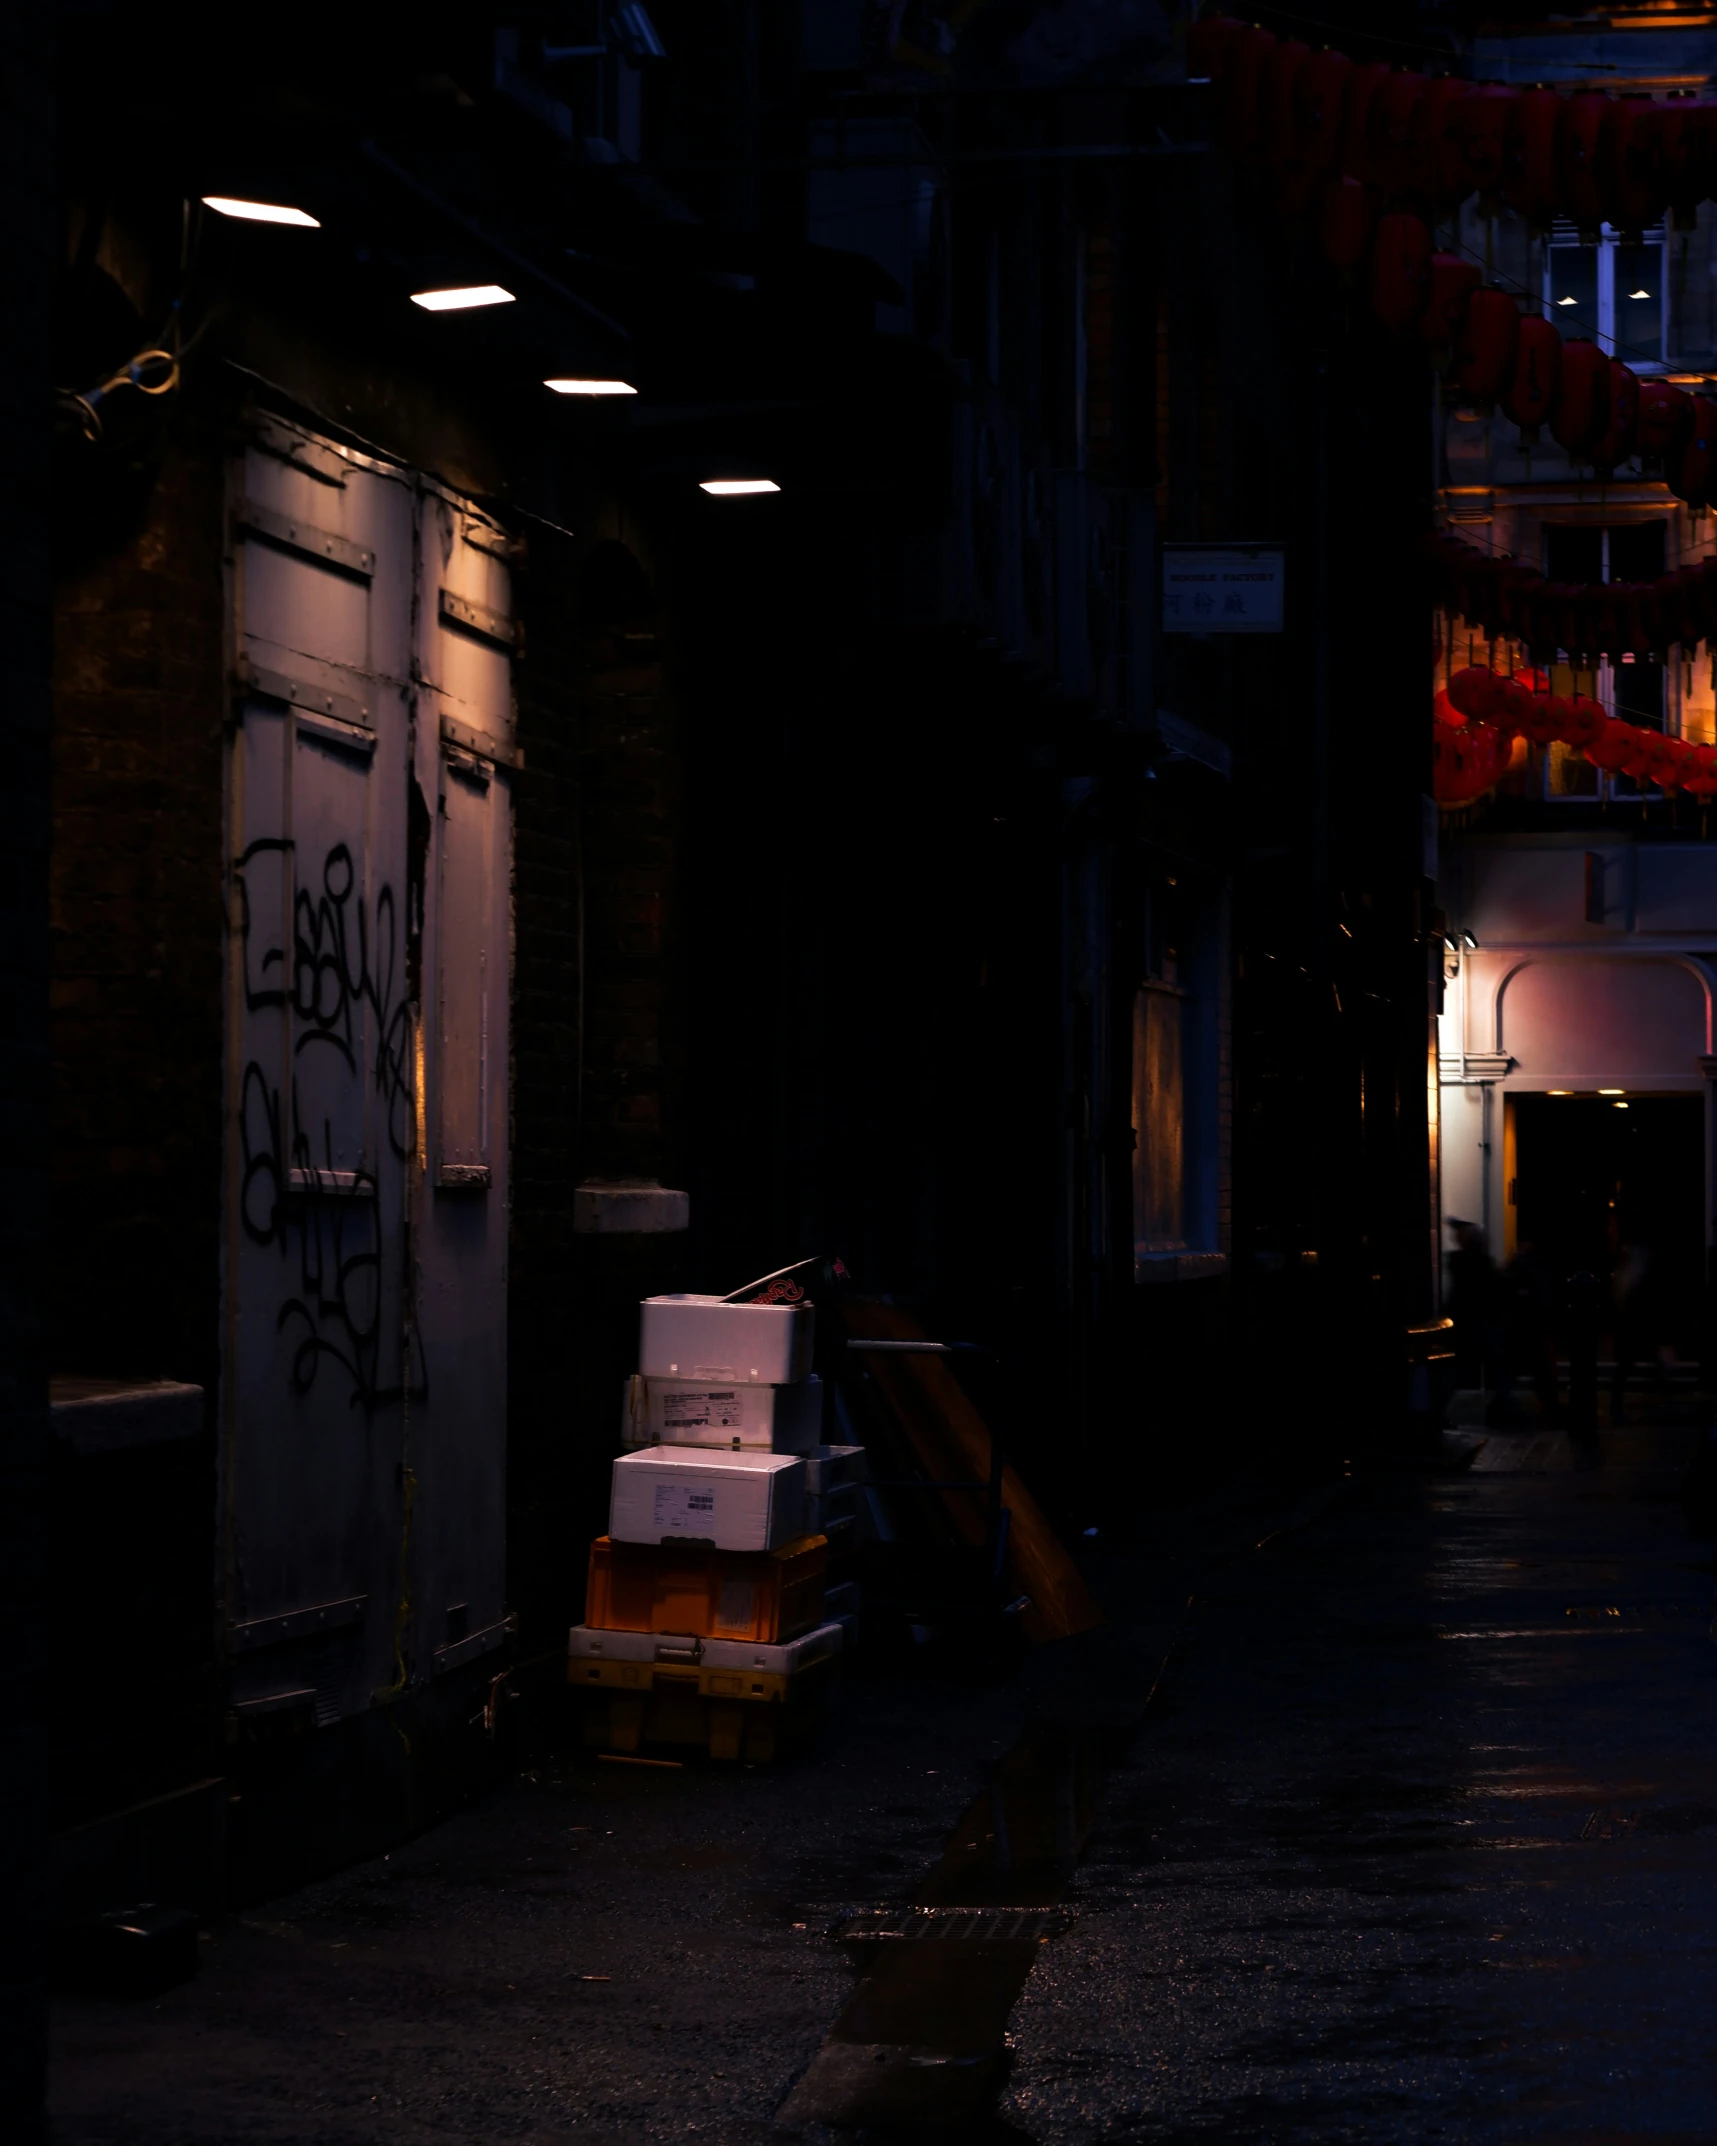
left=50, top=1425, right=1717, bottom=2143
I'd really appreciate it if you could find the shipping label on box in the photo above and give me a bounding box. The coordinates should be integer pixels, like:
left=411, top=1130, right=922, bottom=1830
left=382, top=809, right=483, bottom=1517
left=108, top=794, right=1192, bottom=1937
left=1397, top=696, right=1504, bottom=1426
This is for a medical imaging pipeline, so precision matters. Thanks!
left=622, top=1374, right=823, bottom=1452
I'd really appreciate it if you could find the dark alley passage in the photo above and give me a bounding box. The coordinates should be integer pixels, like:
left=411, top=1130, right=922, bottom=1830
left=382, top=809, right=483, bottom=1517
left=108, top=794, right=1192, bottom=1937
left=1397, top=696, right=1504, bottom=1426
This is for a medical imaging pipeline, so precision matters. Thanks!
left=1007, top=1427, right=1717, bottom=2144
left=51, top=1424, right=1717, bottom=2143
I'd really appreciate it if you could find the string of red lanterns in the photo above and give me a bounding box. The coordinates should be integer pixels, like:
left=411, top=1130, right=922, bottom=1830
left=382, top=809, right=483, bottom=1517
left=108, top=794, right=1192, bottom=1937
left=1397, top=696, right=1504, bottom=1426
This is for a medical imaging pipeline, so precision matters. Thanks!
left=1432, top=664, right=1717, bottom=805
left=1189, top=16, right=1717, bottom=235
left=1187, top=14, right=1717, bottom=810
left=1428, top=528, right=1717, bottom=660
left=1189, top=16, right=1717, bottom=472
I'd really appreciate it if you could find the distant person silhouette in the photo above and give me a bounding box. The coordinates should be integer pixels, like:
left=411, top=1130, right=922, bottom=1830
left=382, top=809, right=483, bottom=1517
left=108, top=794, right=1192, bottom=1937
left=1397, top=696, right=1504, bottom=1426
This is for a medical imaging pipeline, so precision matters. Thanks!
left=1611, top=1221, right=1674, bottom=1421
left=1504, top=1236, right=1560, bottom=1425
left=1447, top=1218, right=1508, bottom=1415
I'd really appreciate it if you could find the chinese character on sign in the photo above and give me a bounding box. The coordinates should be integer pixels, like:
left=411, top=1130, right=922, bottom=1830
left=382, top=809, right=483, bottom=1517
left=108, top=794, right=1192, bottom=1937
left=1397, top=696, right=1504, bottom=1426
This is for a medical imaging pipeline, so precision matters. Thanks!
left=1161, top=547, right=1285, bottom=634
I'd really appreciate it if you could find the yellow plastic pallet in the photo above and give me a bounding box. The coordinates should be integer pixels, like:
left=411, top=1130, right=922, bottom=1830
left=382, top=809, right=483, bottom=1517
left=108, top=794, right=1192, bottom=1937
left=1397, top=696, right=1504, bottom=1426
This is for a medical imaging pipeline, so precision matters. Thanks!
left=575, top=1659, right=834, bottom=1763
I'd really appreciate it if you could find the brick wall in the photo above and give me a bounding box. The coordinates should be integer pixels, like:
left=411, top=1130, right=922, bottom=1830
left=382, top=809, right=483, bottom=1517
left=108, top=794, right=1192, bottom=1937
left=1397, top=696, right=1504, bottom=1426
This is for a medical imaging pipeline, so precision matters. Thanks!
left=52, top=420, right=226, bottom=1391
left=49, top=416, right=226, bottom=1823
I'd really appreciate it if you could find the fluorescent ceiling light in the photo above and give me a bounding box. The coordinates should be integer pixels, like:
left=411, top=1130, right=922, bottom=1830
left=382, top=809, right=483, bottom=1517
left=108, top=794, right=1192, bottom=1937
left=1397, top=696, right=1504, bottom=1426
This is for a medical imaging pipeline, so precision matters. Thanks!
left=544, top=377, right=637, bottom=396
left=1628, top=287, right=1652, bottom=299
left=1598, top=1088, right=1625, bottom=1095
left=203, top=196, right=319, bottom=228
left=1556, top=295, right=1577, bottom=306
left=410, top=285, right=515, bottom=312
left=699, top=478, right=780, bottom=496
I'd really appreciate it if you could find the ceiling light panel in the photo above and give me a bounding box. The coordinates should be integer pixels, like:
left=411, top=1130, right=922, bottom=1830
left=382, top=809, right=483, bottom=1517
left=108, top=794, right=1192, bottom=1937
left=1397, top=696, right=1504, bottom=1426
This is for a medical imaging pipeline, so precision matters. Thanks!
left=410, top=285, right=516, bottom=312
left=203, top=196, right=320, bottom=227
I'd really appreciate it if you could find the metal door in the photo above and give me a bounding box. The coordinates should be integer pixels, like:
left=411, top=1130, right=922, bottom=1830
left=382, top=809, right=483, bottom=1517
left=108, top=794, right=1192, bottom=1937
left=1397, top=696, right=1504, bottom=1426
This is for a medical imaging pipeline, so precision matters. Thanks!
left=222, top=419, right=511, bottom=1727
left=412, top=486, right=514, bottom=1682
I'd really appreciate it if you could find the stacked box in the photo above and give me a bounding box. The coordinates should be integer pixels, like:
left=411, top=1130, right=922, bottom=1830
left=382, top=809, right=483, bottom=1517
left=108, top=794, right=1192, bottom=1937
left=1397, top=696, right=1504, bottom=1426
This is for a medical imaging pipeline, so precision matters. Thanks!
left=572, top=1293, right=860, bottom=1759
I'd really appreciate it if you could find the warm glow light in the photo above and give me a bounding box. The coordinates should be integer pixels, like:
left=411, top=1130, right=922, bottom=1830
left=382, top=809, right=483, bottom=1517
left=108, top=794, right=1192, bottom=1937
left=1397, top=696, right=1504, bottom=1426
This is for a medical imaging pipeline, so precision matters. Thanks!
left=1548, top=1089, right=1571, bottom=1096
left=1557, top=295, right=1578, bottom=306
left=410, top=285, right=515, bottom=312
left=544, top=378, right=637, bottom=396
left=202, top=196, right=320, bottom=228
left=699, top=479, right=780, bottom=496
left=1628, top=288, right=1652, bottom=299
left=1599, top=1088, right=1625, bottom=1095
left=1613, top=1100, right=1630, bottom=1109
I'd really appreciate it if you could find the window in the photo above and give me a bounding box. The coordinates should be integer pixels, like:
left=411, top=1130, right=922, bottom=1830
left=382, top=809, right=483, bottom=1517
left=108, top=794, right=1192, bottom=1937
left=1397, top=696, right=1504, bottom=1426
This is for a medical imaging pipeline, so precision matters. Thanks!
left=1131, top=877, right=1226, bottom=1275
left=1524, top=520, right=1670, bottom=802
left=1545, top=221, right=1667, bottom=367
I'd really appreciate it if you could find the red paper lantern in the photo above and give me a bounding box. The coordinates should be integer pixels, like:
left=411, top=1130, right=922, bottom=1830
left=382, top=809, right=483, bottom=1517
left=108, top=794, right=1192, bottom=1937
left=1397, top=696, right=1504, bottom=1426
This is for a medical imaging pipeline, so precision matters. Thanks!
left=1338, top=61, right=1392, bottom=184
left=1433, top=687, right=1466, bottom=729
left=1409, top=76, right=1474, bottom=207
left=1657, top=96, right=1717, bottom=222
left=1319, top=176, right=1371, bottom=271
left=1503, top=314, right=1563, bottom=443
left=1599, top=95, right=1664, bottom=232
left=1557, top=91, right=1611, bottom=227
left=1446, top=665, right=1500, bottom=721
left=1550, top=337, right=1609, bottom=458
left=1454, top=85, right=1518, bottom=197
left=1493, top=677, right=1538, bottom=735
left=1452, top=287, right=1520, bottom=406
left=1684, top=744, right=1717, bottom=801
left=1369, top=71, right=1427, bottom=196
left=1660, top=736, right=1699, bottom=790
left=1592, top=360, right=1640, bottom=473
left=1521, top=692, right=1562, bottom=745
left=1563, top=694, right=1606, bottom=747
left=1187, top=13, right=1244, bottom=83
left=1294, top=48, right=1353, bottom=175
left=1225, top=26, right=1277, bottom=158
left=1261, top=39, right=1314, bottom=168
left=1587, top=718, right=1636, bottom=773
left=1423, top=253, right=1481, bottom=352
left=1633, top=729, right=1676, bottom=788
left=1669, top=393, right=1717, bottom=507
left=1503, top=88, right=1562, bottom=224
left=1637, top=379, right=1693, bottom=464
left=1370, top=213, right=1433, bottom=332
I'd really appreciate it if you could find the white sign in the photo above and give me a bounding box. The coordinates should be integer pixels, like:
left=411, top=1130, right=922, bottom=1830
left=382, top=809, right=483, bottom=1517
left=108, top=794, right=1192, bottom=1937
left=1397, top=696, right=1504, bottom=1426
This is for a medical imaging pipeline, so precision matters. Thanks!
left=1162, top=545, right=1284, bottom=633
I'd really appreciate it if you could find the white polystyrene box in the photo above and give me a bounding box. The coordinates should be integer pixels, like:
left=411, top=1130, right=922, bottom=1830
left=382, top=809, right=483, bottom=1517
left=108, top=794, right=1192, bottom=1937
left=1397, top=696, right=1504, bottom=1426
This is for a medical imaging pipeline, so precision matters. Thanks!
left=567, top=1621, right=843, bottom=1677
left=638, top=1295, right=815, bottom=1384
left=620, top=1373, right=824, bottom=1453
left=609, top=1446, right=807, bottom=1552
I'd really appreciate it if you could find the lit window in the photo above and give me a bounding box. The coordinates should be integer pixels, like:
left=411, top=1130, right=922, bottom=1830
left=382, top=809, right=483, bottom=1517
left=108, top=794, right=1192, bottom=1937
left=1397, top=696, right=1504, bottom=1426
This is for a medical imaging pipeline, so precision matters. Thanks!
left=1543, top=222, right=1665, bottom=366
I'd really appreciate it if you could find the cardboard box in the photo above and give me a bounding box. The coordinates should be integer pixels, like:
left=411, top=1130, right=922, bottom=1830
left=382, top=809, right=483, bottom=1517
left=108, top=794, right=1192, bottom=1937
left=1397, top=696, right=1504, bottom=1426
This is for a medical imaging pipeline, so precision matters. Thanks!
left=638, top=1295, right=815, bottom=1384
left=583, top=1532, right=827, bottom=1642
left=610, top=1447, right=806, bottom=1552
left=621, top=1373, right=824, bottom=1453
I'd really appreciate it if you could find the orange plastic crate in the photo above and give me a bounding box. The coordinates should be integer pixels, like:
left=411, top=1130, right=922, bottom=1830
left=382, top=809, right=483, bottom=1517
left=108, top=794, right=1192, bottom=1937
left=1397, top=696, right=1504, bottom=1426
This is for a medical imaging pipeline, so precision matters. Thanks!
left=583, top=1533, right=827, bottom=1643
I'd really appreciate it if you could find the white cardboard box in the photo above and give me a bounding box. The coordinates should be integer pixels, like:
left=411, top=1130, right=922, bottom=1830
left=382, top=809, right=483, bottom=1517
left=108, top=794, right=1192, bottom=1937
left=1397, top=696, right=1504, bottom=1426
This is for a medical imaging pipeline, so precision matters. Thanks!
left=638, top=1295, right=815, bottom=1384
left=609, top=1446, right=807, bottom=1552
left=621, top=1373, right=824, bottom=1453
left=567, top=1620, right=843, bottom=1677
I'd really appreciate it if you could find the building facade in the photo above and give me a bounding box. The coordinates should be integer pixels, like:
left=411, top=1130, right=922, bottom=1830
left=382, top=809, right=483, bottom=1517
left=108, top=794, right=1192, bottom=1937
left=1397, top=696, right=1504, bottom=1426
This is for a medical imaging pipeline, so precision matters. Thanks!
left=1435, top=11, right=1717, bottom=1356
